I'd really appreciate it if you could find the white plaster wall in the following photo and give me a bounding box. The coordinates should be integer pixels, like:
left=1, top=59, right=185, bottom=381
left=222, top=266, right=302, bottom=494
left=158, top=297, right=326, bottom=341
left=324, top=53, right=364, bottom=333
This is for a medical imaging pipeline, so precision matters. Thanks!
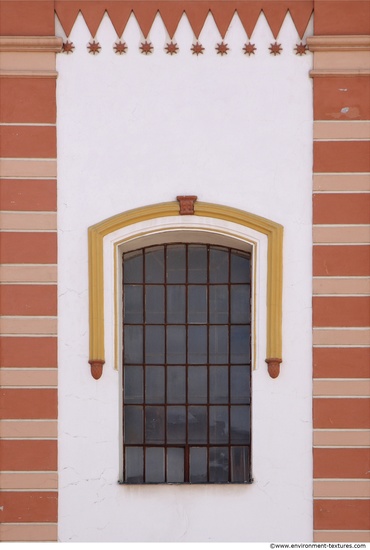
left=56, top=11, right=313, bottom=542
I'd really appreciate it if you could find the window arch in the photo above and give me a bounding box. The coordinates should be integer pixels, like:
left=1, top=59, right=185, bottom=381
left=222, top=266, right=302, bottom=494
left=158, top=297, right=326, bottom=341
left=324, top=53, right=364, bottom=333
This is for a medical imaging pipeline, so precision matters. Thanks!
left=88, top=200, right=283, bottom=380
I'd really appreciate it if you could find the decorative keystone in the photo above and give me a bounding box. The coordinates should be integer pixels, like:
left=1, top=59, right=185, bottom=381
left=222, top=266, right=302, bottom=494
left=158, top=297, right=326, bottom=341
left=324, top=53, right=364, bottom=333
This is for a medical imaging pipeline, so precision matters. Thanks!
left=177, top=195, right=198, bottom=215
left=89, top=360, right=104, bottom=379
left=265, top=358, right=282, bottom=378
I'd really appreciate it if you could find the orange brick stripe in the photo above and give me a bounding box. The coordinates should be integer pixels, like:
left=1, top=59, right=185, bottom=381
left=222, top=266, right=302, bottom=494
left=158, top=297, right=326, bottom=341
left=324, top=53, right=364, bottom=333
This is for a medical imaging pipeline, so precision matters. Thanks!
left=0, top=285, right=57, bottom=316
left=314, top=398, right=370, bottom=429
left=313, top=296, right=370, bottom=327
left=0, top=180, right=56, bottom=211
left=0, top=492, right=57, bottom=523
left=0, top=126, right=56, bottom=159
left=314, top=500, right=370, bottom=531
left=313, top=194, right=370, bottom=225
left=0, top=233, right=57, bottom=263
left=0, top=79, right=56, bottom=124
left=313, top=76, right=370, bottom=121
left=0, top=337, right=57, bottom=367
left=313, top=245, right=370, bottom=276
left=314, top=448, right=370, bottom=479
left=0, top=389, right=57, bottom=419
left=313, top=141, right=370, bottom=173
left=0, top=440, right=57, bottom=471
left=313, top=348, right=370, bottom=378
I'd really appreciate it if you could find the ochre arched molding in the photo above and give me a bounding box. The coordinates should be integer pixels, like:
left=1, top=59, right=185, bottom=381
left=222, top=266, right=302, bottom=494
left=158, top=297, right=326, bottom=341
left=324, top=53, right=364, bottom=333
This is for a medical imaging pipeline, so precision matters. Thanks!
left=88, top=201, right=283, bottom=379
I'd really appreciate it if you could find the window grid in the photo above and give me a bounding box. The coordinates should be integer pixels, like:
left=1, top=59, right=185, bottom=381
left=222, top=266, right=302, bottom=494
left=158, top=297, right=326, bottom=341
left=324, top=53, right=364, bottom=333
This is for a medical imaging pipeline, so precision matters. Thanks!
left=122, top=244, right=252, bottom=484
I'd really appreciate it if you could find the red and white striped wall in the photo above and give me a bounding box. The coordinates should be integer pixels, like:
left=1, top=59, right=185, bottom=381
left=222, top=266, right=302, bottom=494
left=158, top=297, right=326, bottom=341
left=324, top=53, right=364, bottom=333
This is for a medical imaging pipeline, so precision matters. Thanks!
left=0, top=34, right=61, bottom=542
left=309, top=31, right=370, bottom=542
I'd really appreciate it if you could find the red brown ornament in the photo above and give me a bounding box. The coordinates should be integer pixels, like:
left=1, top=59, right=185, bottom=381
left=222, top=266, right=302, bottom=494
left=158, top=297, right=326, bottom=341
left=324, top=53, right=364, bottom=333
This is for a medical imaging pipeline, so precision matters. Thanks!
left=89, top=360, right=104, bottom=380
left=269, top=42, right=282, bottom=56
left=265, top=358, right=282, bottom=379
left=177, top=196, right=198, bottom=215
left=216, top=42, right=229, bottom=56
left=88, top=40, right=101, bottom=55
left=294, top=42, right=308, bottom=56
left=191, top=42, right=204, bottom=56
left=243, top=42, right=256, bottom=56
left=165, top=42, right=179, bottom=55
left=114, top=41, right=128, bottom=55
left=62, top=40, right=75, bottom=54
left=140, top=41, right=153, bottom=55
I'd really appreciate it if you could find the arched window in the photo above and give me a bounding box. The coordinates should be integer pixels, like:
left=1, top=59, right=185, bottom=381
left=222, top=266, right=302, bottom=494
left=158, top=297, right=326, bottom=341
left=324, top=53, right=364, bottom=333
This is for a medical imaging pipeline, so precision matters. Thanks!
left=122, top=243, right=252, bottom=484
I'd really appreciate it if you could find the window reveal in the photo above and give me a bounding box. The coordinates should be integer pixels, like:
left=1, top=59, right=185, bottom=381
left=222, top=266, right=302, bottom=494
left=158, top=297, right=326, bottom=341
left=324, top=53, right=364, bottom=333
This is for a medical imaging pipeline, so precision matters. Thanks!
left=122, top=244, right=252, bottom=483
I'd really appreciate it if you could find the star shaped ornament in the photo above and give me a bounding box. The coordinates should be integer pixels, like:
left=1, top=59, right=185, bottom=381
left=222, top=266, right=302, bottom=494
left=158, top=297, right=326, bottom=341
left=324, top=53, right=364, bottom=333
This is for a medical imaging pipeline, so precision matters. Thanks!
left=269, top=42, right=282, bottom=56
left=140, top=41, right=153, bottom=55
left=165, top=42, right=179, bottom=55
left=243, top=42, right=256, bottom=56
left=88, top=40, right=101, bottom=55
left=191, top=42, right=205, bottom=56
left=114, top=41, right=128, bottom=55
left=216, top=42, right=229, bottom=56
left=294, top=42, right=308, bottom=56
left=62, top=41, right=75, bottom=54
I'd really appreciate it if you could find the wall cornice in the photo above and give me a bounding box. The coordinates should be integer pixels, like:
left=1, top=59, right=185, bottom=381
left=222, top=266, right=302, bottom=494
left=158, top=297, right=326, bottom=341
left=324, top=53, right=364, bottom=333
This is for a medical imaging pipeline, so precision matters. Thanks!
left=0, top=36, right=63, bottom=52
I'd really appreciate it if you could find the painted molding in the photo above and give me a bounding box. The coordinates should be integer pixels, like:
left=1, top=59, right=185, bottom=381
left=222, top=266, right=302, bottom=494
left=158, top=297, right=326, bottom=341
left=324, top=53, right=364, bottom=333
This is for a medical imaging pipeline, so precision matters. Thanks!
left=0, top=36, right=63, bottom=52
left=88, top=201, right=283, bottom=379
left=307, top=35, right=370, bottom=52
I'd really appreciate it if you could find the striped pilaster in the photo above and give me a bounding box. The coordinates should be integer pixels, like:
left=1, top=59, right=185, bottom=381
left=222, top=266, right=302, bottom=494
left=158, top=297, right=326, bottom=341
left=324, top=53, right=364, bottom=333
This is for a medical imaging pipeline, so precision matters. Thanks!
left=308, top=33, right=370, bottom=542
left=0, top=36, right=62, bottom=543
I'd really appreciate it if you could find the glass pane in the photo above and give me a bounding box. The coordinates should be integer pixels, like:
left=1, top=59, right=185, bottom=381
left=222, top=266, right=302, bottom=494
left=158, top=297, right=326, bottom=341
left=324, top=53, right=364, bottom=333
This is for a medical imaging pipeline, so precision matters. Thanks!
left=167, top=286, right=185, bottom=324
left=167, top=366, right=186, bottom=403
left=188, top=406, right=207, bottom=443
left=124, top=365, right=143, bottom=404
left=188, top=366, right=207, bottom=404
left=167, top=245, right=186, bottom=283
left=188, top=286, right=207, bottom=324
left=230, top=326, right=250, bottom=364
left=209, top=406, right=228, bottom=444
left=209, top=366, right=228, bottom=404
left=123, top=251, right=143, bottom=283
left=230, top=366, right=250, bottom=404
left=188, top=245, right=207, bottom=283
left=145, top=406, right=165, bottom=444
left=167, top=326, right=186, bottom=364
left=123, top=285, right=143, bottom=323
left=209, top=247, right=229, bottom=283
left=124, top=406, right=143, bottom=444
left=125, top=447, right=144, bottom=483
left=124, top=326, right=143, bottom=364
left=231, top=446, right=250, bottom=483
left=231, top=251, right=250, bottom=283
left=145, top=247, right=164, bottom=283
left=209, top=325, right=228, bottom=364
left=167, top=448, right=184, bottom=483
left=145, top=285, right=164, bottom=324
left=145, top=366, right=164, bottom=403
left=145, top=447, right=165, bottom=483
left=230, top=285, right=250, bottom=324
left=145, top=326, right=165, bottom=364
left=189, top=447, right=207, bottom=483
left=209, top=286, right=228, bottom=324
left=188, top=326, right=207, bottom=364
left=230, top=406, right=250, bottom=444
left=209, top=447, right=229, bottom=483
left=167, top=406, right=186, bottom=444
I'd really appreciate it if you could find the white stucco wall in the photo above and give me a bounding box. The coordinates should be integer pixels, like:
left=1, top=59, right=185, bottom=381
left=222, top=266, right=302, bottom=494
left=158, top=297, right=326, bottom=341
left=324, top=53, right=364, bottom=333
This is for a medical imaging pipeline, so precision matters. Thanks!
left=56, top=11, right=313, bottom=542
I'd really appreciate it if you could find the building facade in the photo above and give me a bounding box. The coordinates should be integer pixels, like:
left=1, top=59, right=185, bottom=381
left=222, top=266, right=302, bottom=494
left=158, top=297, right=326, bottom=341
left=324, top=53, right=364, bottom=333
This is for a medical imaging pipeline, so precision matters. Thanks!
left=0, top=0, right=369, bottom=542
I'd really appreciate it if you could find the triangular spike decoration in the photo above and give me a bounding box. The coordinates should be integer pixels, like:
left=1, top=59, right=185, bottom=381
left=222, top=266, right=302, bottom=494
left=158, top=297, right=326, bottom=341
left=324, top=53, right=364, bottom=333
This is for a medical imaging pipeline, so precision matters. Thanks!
left=235, top=1, right=263, bottom=38
left=55, top=1, right=81, bottom=37
left=288, top=2, right=313, bottom=38
left=78, top=2, right=107, bottom=37
left=104, top=2, right=133, bottom=37
left=262, top=2, right=290, bottom=38
left=55, top=1, right=314, bottom=42
left=156, top=2, right=185, bottom=38
left=130, top=3, right=159, bottom=37
left=208, top=2, right=237, bottom=38
left=182, top=3, right=210, bottom=38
